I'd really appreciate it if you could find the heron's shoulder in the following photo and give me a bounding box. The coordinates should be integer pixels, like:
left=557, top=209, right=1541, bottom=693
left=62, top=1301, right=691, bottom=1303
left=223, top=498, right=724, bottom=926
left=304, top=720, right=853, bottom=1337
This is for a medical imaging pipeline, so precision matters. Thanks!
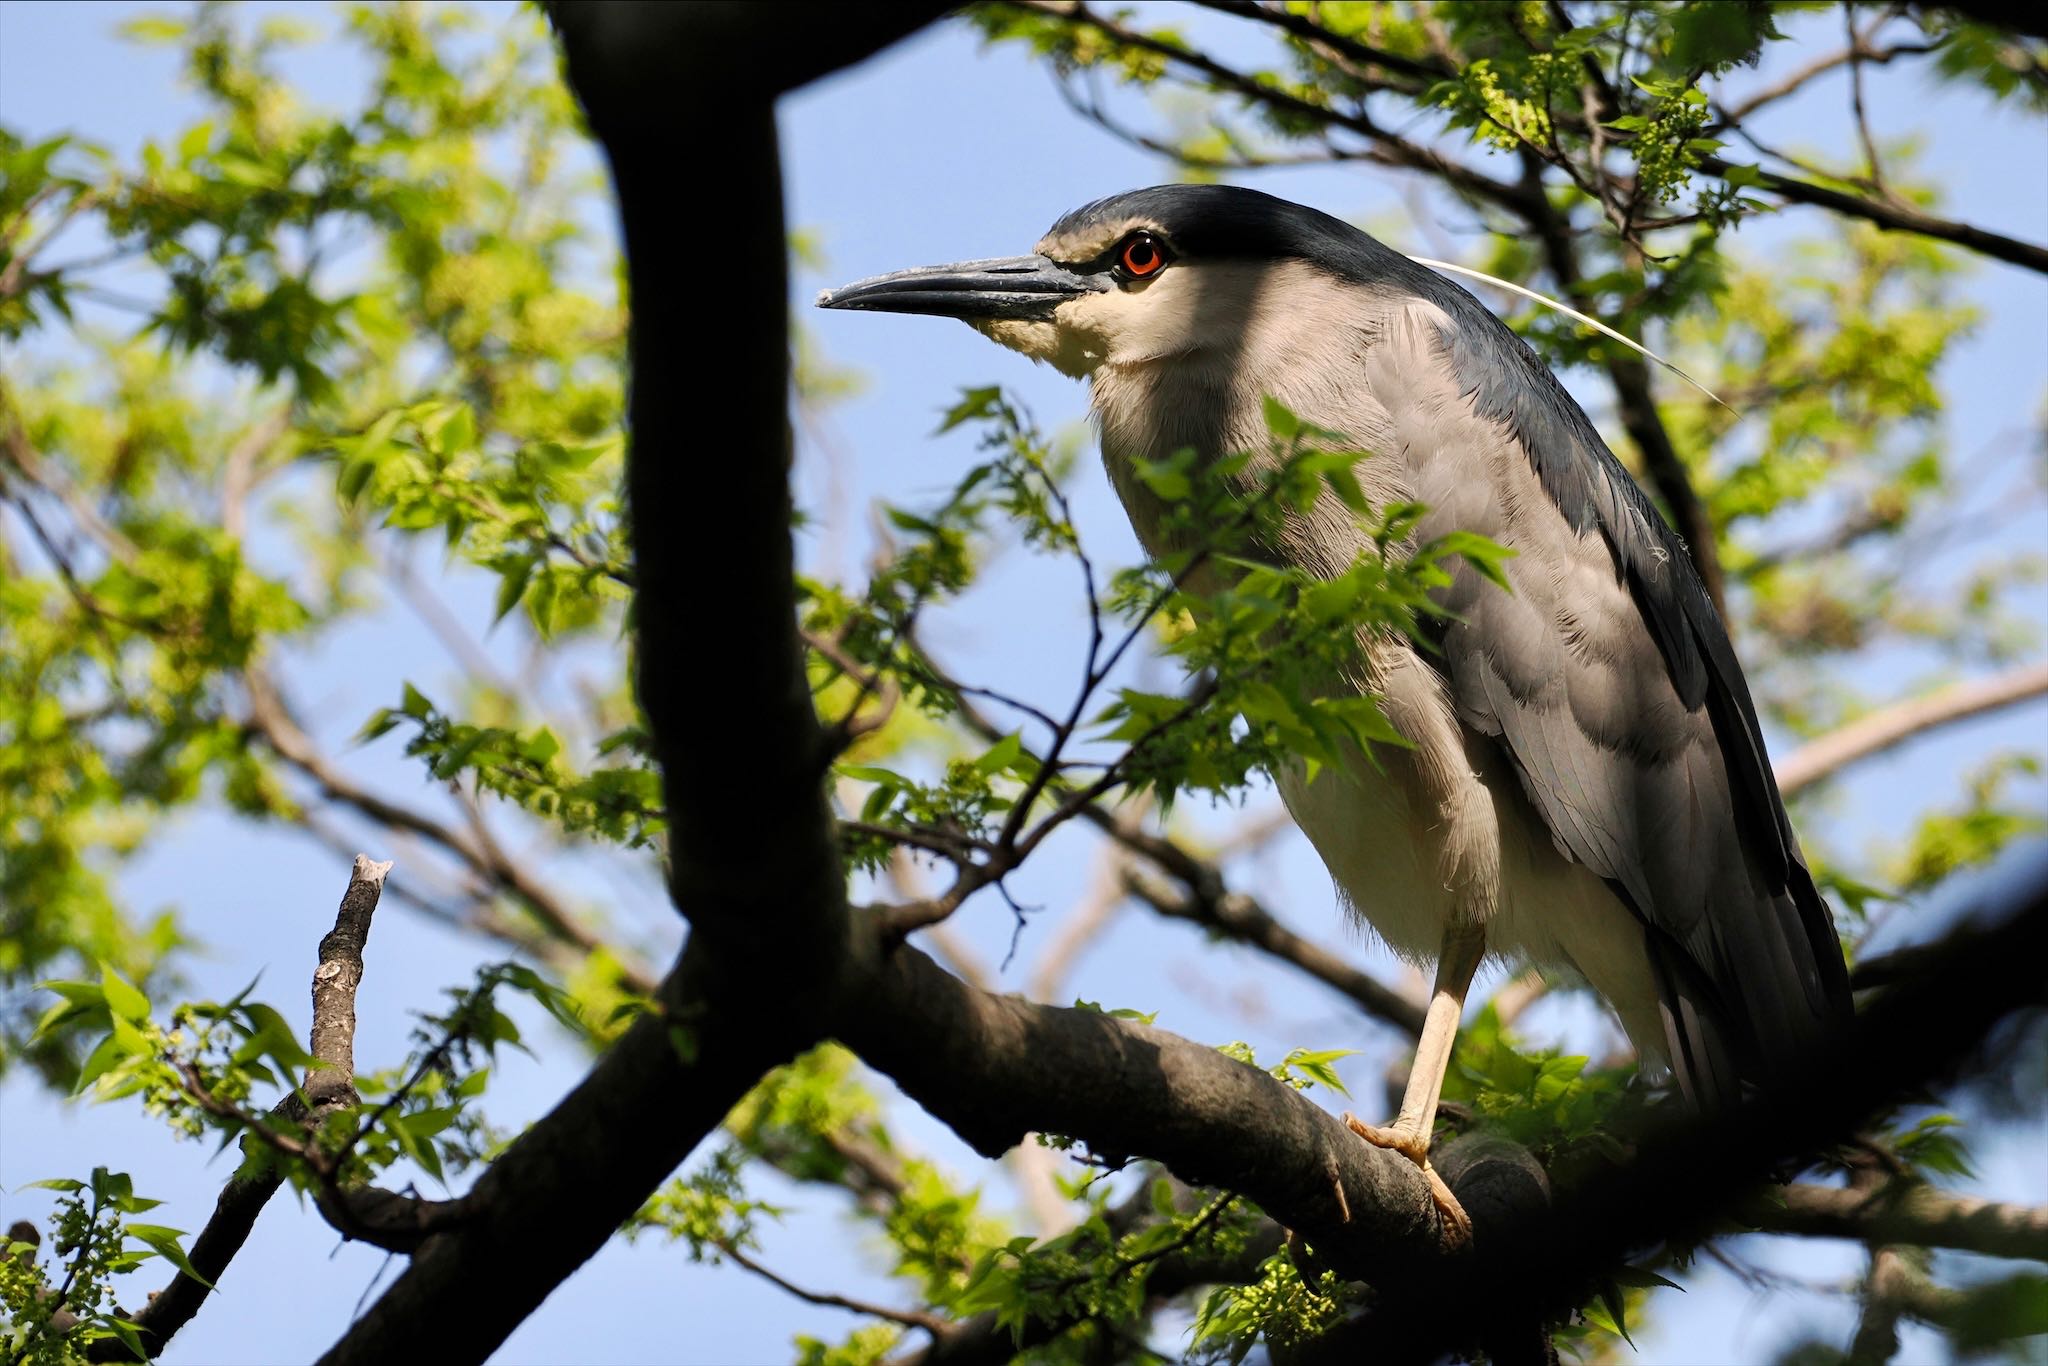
left=1383, top=286, right=1716, bottom=710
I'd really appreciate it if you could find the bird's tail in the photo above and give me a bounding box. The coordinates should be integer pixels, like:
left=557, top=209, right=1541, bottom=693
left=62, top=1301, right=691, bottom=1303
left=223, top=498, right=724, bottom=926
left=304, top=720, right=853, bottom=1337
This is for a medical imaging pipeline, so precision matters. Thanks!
left=1645, top=932, right=1745, bottom=1111
left=1648, top=868, right=1853, bottom=1113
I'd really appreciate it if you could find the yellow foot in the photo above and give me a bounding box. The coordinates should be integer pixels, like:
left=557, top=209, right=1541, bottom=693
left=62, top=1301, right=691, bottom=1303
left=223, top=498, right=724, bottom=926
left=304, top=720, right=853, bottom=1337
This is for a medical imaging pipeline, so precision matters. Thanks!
left=1343, top=1112, right=1473, bottom=1248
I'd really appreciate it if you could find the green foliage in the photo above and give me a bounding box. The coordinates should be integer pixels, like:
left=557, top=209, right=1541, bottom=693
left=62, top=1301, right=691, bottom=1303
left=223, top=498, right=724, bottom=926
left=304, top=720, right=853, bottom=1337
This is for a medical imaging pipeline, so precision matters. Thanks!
left=1216, top=1038, right=1360, bottom=1096
left=1, top=0, right=628, bottom=1077
left=4, top=3, right=2043, bottom=1361
left=1093, top=401, right=1501, bottom=802
left=0, top=1168, right=193, bottom=1363
left=30, top=955, right=565, bottom=1210
left=827, top=391, right=1515, bottom=882
left=1888, top=756, right=2046, bottom=895
left=360, top=685, right=663, bottom=847
left=629, top=1145, right=787, bottom=1263
left=1192, top=1249, right=1361, bottom=1365
left=792, top=1324, right=903, bottom=1366
left=956, top=1190, right=1260, bottom=1357
left=1439, top=1004, right=1637, bottom=1161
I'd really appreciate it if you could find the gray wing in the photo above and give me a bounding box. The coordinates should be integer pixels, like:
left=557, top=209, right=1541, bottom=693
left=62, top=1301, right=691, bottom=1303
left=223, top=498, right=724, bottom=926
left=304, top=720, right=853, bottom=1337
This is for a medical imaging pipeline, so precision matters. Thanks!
left=1367, top=290, right=1850, bottom=1108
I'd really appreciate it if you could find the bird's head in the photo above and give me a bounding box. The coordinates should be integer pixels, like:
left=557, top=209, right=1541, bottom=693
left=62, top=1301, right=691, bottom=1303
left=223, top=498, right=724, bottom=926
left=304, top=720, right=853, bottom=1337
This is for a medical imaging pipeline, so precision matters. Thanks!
left=817, top=185, right=1412, bottom=379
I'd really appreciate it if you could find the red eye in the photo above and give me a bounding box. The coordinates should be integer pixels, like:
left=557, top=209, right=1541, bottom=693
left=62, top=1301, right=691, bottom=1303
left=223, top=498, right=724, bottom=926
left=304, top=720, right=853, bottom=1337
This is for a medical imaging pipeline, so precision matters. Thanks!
left=1119, top=232, right=1167, bottom=279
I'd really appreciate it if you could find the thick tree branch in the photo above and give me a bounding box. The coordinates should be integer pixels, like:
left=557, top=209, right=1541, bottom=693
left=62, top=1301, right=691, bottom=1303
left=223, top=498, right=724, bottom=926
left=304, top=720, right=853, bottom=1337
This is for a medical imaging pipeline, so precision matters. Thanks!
left=1777, top=661, right=2048, bottom=795
left=89, top=856, right=393, bottom=1362
left=1290, top=873, right=2048, bottom=1359
left=833, top=922, right=1462, bottom=1275
left=316, top=8, right=951, bottom=1362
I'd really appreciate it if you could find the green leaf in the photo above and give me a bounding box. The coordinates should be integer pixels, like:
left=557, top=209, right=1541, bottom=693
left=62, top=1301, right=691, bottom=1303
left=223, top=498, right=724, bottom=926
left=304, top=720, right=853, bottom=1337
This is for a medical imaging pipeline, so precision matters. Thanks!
left=72, top=1034, right=131, bottom=1096
left=493, top=558, right=535, bottom=623
left=1609, top=1264, right=1682, bottom=1292
left=1432, top=531, right=1517, bottom=591
left=938, top=386, right=1003, bottom=433
left=119, top=15, right=188, bottom=43
left=36, top=980, right=109, bottom=1007
left=100, top=965, right=150, bottom=1023
left=972, top=732, right=1024, bottom=777
left=126, top=1224, right=213, bottom=1287
left=1282, top=1047, right=1360, bottom=1095
left=1261, top=394, right=1301, bottom=440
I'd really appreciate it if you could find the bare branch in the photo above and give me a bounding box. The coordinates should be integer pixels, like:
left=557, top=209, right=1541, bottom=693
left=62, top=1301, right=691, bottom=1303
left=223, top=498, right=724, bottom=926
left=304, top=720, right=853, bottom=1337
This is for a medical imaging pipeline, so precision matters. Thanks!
left=1125, top=865, right=1428, bottom=1036
left=1700, top=153, right=2048, bottom=275
left=1844, top=6, right=1893, bottom=201
left=242, top=668, right=653, bottom=992
left=1000, top=0, right=1539, bottom=215
left=1715, top=36, right=1938, bottom=126
left=719, top=1241, right=950, bottom=1335
left=1751, top=1181, right=2048, bottom=1262
left=1778, top=661, right=2048, bottom=796
left=88, top=856, right=396, bottom=1362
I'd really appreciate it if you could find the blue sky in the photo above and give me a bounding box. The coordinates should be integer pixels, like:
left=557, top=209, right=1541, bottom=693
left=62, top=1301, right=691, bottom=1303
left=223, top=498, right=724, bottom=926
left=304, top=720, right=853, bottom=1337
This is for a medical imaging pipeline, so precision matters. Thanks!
left=2, top=3, right=2045, bottom=1363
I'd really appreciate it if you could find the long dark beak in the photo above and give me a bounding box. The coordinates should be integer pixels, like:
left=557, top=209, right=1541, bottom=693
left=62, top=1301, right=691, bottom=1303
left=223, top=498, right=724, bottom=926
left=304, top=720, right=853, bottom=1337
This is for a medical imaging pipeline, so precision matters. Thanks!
left=816, top=255, right=1105, bottom=321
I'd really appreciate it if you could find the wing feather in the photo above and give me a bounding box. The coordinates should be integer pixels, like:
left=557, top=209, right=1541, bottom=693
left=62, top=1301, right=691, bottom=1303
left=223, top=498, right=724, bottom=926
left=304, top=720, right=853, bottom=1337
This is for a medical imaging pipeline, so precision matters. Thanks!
left=1368, top=290, right=1851, bottom=1105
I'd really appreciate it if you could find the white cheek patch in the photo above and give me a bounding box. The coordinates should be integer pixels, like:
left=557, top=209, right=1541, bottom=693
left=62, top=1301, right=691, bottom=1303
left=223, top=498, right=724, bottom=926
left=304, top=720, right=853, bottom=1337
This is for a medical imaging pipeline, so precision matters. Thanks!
left=968, top=316, right=1105, bottom=378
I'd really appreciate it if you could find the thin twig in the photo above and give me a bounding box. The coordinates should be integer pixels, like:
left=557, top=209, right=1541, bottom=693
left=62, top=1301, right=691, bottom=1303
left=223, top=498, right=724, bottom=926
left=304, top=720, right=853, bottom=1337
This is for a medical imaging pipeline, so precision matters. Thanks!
left=718, top=1241, right=950, bottom=1334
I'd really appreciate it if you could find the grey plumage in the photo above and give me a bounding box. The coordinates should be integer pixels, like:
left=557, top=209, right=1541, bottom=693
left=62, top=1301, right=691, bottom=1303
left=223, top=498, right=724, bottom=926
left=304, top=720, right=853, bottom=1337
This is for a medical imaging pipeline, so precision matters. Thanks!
left=821, top=184, right=1851, bottom=1120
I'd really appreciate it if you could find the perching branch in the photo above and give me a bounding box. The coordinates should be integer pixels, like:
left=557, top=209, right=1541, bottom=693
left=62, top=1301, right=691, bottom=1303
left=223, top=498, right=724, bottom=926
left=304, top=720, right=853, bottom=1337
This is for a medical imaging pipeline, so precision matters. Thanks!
left=834, top=922, right=1462, bottom=1274
left=1287, top=871, right=2048, bottom=1359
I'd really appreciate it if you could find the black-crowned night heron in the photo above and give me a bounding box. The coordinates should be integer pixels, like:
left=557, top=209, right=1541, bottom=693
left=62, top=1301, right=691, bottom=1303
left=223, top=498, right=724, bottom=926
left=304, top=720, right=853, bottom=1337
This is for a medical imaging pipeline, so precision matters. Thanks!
left=820, top=185, right=1852, bottom=1234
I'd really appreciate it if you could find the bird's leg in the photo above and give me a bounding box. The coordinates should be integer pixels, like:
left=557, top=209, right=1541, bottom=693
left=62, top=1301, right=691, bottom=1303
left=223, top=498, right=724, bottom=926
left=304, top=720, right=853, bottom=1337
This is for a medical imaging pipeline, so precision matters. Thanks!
left=1345, top=923, right=1486, bottom=1243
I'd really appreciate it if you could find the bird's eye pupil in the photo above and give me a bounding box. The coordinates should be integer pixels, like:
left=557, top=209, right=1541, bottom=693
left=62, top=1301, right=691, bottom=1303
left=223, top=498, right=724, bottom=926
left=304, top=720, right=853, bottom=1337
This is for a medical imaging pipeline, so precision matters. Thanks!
left=1120, top=234, right=1164, bottom=278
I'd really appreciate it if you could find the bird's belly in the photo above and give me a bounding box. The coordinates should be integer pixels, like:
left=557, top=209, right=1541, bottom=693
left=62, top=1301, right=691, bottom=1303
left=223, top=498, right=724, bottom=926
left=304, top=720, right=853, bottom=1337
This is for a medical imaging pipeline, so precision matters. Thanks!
left=1274, top=754, right=1460, bottom=962
left=1277, top=745, right=1670, bottom=1065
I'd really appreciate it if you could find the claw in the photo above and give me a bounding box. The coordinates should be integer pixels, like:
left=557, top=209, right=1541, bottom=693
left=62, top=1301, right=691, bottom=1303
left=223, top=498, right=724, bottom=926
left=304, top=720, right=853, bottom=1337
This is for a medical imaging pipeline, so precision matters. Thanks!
left=1343, top=1112, right=1473, bottom=1248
